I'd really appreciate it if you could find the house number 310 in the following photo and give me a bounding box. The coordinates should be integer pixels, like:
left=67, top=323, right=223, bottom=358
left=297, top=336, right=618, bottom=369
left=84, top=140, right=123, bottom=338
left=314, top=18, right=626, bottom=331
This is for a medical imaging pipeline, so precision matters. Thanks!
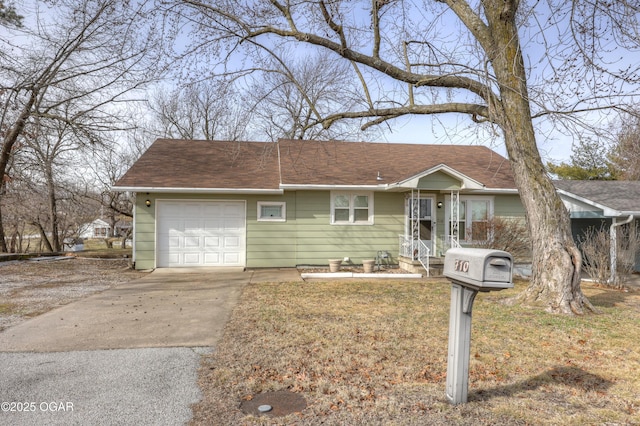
left=454, top=259, right=470, bottom=273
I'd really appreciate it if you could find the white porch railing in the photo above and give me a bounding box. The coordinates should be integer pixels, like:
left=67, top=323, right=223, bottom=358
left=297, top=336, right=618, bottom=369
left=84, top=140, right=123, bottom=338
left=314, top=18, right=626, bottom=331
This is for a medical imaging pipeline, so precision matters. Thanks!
left=449, top=235, right=461, bottom=249
left=398, top=234, right=430, bottom=276
left=436, top=234, right=462, bottom=255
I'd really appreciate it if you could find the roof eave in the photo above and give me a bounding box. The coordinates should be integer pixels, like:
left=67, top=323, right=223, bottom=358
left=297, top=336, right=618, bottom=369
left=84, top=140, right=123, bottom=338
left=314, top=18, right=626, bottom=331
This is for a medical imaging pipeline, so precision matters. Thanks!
left=395, top=163, right=486, bottom=190
left=279, top=184, right=518, bottom=193
left=279, top=184, right=386, bottom=191
left=556, top=188, right=639, bottom=217
left=111, top=186, right=284, bottom=195
left=463, top=188, right=519, bottom=194
left=618, top=211, right=640, bottom=217
left=113, top=184, right=518, bottom=195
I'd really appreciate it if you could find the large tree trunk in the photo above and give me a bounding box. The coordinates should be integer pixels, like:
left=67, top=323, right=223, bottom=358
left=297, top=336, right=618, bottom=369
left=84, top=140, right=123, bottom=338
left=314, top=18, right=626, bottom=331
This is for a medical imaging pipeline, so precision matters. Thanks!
left=33, top=221, right=54, bottom=252
left=0, top=205, right=6, bottom=252
left=0, top=90, right=37, bottom=252
left=45, top=162, right=61, bottom=252
left=485, top=1, right=595, bottom=314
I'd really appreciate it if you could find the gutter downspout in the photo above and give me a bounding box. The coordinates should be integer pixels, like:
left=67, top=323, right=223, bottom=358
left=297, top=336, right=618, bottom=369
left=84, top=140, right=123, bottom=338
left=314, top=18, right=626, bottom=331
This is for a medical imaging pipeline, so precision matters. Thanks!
left=610, top=215, right=634, bottom=284
left=132, top=192, right=137, bottom=268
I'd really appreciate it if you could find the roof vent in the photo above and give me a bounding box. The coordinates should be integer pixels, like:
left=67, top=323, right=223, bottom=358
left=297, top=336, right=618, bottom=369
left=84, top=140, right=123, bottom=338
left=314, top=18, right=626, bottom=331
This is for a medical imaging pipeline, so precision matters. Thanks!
left=377, top=171, right=383, bottom=181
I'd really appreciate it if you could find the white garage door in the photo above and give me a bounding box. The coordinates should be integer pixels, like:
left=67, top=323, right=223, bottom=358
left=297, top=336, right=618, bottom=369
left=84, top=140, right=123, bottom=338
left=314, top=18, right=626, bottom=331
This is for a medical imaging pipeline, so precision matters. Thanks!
left=156, top=200, right=246, bottom=267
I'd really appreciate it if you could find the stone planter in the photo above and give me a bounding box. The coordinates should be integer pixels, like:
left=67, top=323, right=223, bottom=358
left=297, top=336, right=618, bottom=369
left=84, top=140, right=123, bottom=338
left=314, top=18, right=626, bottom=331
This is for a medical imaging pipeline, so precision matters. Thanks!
left=329, top=259, right=343, bottom=272
left=362, top=259, right=375, bottom=273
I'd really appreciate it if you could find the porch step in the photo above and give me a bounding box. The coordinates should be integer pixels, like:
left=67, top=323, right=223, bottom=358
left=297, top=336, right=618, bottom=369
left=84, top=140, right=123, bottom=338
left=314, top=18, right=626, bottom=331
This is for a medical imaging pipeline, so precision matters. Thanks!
left=398, top=256, right=444, bottom=276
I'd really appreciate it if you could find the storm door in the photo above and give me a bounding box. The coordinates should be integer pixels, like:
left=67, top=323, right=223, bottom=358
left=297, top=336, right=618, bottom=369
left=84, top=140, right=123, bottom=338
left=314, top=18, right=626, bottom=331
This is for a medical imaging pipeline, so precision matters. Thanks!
left=406, top=195, right=435, bottom=254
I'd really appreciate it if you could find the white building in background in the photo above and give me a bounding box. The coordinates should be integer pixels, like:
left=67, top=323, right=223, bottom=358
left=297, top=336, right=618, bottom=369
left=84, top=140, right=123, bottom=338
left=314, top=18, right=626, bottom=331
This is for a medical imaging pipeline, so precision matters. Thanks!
left=78, top=218, right=111, bottom=239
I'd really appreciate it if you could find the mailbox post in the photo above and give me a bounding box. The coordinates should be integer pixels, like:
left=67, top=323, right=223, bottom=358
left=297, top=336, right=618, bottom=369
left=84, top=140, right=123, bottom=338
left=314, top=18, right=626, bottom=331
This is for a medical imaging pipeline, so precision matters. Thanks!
left=443, top=248, right=513, bottom=404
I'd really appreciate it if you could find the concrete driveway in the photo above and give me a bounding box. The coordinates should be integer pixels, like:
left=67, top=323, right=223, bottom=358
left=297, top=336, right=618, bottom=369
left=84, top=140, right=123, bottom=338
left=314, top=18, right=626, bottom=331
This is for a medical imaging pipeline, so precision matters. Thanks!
left=0, top=267, right=301, bottom=352
left=0, top=267, right=301, bottom=425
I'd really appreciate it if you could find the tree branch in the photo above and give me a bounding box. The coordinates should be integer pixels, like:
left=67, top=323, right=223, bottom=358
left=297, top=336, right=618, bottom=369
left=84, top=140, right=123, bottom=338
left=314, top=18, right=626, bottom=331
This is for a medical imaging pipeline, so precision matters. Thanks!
left=439, top=0, right=492, bottom=50
left=319, top=1, right=348, bottom=51
left=319, top=102, right=490, bottom=130
left=372, top=0, right=381, bottom=58
left=250, top=26, right=495, bottom=104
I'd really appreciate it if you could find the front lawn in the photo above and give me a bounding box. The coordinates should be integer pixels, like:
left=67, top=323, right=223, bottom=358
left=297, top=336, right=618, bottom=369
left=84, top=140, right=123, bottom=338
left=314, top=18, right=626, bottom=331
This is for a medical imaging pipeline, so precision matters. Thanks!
left=191, top=279, right=640, bottom=425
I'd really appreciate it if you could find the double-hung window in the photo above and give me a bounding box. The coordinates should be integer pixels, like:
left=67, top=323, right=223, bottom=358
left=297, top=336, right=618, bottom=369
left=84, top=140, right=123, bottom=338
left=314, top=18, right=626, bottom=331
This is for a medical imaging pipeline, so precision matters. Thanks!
left=331, top=192, right=373, bottom=225
left=469, top=199, right=490, bottom=241
left=448, top=196, right=493, bottom=242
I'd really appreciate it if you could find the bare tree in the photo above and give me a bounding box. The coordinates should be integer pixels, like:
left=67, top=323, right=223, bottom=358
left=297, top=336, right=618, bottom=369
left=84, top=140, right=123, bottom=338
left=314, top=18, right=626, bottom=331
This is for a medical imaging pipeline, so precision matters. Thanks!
left=148, top=57, right=371, bottom=143
left=246, top=51, right=378, bottom=141
left=471, top=217, right=532, bottom=262
left=610, top=110, right=640, bottom=181
left=83, top=125, right=153, bottom=223
left=550, top=108, right=640, bottom=181
left=578, top=222, right=640, bottom=289
left=21, top=122, right=70, bottom=251
left=20, top=114, right=98, bottom=251
left=149, top=80, right=251, bottom=140
left=1, top=168, right=83, bottom=253
left=1, top=176, right=33, bottom=253
left=167, top=0, right=640, bottom=313
left=0, top=0, right=166, bottom=251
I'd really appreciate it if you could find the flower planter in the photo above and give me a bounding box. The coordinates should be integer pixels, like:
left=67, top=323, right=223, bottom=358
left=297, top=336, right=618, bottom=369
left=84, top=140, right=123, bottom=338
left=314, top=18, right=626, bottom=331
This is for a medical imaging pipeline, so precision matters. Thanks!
left=362, top=259, right=376, bottom=273
left=328, top=259, right=343, bottom=272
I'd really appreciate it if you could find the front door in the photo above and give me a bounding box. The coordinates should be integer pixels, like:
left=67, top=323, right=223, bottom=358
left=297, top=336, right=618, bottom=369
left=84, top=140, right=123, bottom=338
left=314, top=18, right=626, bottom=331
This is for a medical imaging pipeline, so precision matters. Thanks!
left=406, top=196, right=435, bottom=254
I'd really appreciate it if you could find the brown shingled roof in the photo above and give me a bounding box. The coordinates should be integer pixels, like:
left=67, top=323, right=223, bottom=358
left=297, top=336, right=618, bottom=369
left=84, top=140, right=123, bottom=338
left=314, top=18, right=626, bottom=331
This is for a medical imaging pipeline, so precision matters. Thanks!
left=114, top=138, right=516, bottom=190
left=114, top=139, right=280, bottom=190
left=277, top=139, right=515, bottom=188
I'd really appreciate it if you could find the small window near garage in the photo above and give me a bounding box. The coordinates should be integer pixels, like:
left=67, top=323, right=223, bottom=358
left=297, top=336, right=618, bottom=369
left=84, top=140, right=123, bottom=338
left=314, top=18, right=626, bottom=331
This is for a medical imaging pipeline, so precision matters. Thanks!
left=257, top=202, right=286, bottom=222
left=331, top=192, right=374, bottom=225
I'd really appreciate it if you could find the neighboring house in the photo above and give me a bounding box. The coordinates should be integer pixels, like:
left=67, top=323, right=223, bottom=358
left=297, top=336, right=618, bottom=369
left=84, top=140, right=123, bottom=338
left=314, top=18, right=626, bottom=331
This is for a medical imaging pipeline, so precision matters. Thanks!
left=79, top=219, right=112, bottom=239
left=555, top=180, right=640, bottom=275
left=78, top=218, right=132, bottom=240
left=113, top=139, right=525, bottom=271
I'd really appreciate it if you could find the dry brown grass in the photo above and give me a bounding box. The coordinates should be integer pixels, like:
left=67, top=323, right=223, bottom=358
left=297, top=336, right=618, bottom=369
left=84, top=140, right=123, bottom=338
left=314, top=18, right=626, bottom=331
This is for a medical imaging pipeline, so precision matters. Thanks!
left=0, top=257, right=145, bottom=331
left=191, top=279, right=640, bottom=425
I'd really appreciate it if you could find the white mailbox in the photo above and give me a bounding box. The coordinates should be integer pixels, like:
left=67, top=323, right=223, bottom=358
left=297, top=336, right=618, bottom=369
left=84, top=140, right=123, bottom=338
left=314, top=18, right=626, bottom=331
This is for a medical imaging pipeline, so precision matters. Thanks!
left=444, top=248, right=513, bottom=292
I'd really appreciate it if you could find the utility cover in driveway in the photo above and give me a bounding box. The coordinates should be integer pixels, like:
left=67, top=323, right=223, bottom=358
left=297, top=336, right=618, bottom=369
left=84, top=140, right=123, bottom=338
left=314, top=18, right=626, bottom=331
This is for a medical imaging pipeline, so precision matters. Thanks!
left=157, top=200, right=246, bottom=267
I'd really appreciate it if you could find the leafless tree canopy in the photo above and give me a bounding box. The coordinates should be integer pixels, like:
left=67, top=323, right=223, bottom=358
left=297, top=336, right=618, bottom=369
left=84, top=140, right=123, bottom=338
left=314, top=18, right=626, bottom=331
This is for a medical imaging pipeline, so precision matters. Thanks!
left=164, top=0, right=639, bottom=136
left=148, top=80, right=251, bottom=141
left=245, top=51, right=379, bottom=141
left=0, top=0, right=167, bottom=251
left=610, top=110, right=640, bottom=180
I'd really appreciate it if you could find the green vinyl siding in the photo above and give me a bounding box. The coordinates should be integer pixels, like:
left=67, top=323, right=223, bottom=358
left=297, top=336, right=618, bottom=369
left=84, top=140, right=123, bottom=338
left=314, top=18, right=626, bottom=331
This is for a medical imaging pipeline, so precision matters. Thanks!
left=131, top=190, right=523, bottom=269
left=133, top=195, right=156, bottom=270
left=293, top=191, right=404, bottom=265
left=136, top=192, right=299, bottom=269
left=417, top=171, right=461, bottom=190
left=494, top=194, right=525, bottom=219
left=246, top=192, right=297, bottom=267
left=133, top=190, right=406, bottom=269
